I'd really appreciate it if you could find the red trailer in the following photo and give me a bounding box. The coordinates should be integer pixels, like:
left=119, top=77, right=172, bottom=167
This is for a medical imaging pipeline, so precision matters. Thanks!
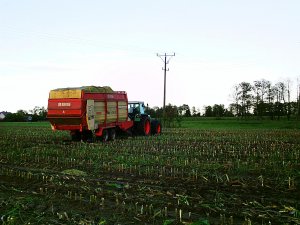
left=47, top=86, right=161, bottom=141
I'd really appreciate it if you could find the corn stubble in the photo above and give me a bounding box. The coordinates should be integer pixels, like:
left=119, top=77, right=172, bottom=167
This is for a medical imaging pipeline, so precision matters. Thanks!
left=0, top=125, right=299, bottom=224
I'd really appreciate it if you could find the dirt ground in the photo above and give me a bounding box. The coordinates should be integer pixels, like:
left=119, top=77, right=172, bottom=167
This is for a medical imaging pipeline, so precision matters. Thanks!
left=0, top=125, right=299, bottom=224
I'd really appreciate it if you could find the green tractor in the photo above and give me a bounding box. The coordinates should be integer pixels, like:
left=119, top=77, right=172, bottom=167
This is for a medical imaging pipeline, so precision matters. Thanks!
left=128, top=101, right=161, bottom=136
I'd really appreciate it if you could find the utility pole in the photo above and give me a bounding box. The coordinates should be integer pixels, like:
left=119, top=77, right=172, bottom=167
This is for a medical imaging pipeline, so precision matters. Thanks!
left=298, top=77, right=300, bottom=120
left=157, top=53, right=175, bottom=119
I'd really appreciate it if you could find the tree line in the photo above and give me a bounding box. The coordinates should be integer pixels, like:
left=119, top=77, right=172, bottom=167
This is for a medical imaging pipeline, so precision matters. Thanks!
left=145, top=78, right=300, bottom=124
left=229, top=78, right=300, bottom=120
left=1, top=106, right=47, bottom=122
left=2, top=78, right=299, bottom=123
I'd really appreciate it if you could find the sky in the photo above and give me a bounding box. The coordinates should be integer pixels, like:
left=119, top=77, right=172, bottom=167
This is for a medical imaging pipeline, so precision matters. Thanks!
left=0, top=0, right=300, bottom=113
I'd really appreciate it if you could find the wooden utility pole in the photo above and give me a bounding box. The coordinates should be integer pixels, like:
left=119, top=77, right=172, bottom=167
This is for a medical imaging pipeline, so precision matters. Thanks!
left=297, top=78, right=300, bottom=120
left=157, top=53, right=175, bottom=119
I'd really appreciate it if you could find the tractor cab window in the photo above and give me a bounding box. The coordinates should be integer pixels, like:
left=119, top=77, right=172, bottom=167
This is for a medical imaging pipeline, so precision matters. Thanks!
left=128, top=102, right=145, bottom=115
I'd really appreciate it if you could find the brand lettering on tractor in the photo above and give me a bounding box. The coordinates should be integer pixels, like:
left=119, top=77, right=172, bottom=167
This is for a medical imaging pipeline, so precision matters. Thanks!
left=58, top=102, right=71, bottom=107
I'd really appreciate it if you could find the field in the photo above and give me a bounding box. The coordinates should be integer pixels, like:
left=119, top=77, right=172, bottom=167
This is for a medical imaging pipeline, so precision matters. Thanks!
left=0, top=119, right=300, bottom=225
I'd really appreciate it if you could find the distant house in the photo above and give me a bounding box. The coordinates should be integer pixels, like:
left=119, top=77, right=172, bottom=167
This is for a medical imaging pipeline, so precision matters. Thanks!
left=0, top=111, right=8, bottom=120
left=26, top=115, right=33, bottom=122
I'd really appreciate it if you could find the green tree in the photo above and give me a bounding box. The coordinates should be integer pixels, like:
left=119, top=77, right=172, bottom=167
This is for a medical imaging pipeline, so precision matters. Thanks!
left=164, top=104, right=180, bottom=127
left=4, top=110, right=28, bottom=122
left=179, top=104, right=191, bottom=117
left=204, top=106, right=213, bottom=117
left=238, top=82, right=253, bottom=118
left=230, top=84, right=241, bottom=116
left=212, top=104, right=225, bottom=117
left=30, top=106, right=47, bottom=121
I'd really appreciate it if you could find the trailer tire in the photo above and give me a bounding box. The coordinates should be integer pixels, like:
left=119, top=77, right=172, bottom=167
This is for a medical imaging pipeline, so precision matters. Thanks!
left=82, top=130, right=93, bottom=142
left=151, top=120, right=162, bottom=135
left=138, top=117, right=151, bottom=136
left=108, top=128, right=116, bottom=141
left=71, top=131, right=81, bottom=142
left=101, top=129, right=109, bottom=142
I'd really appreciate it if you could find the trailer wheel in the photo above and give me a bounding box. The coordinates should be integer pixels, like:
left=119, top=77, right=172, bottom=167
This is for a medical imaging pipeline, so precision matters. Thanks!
left=82, top=130, right=93, bottom=142
left=138, top=117, right=151, bottom=136
left=71, top=131, right=81, bottom=142
left=101, top=129, right=109, bottom=142
left=151, top=120, right=162, bottom=135
left=108, top=128, right=116, bottom=141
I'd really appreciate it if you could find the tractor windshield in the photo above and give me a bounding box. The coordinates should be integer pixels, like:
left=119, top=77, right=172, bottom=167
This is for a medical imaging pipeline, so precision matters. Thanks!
left=128, top=102, right=145, bottom=115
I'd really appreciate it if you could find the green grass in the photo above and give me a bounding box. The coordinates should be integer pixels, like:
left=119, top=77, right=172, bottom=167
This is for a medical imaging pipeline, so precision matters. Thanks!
left=180, top=117, right=300, bottom=129
left=0, top=121, right=51, bottom=127
left=1, top=118, right=300, bottom=130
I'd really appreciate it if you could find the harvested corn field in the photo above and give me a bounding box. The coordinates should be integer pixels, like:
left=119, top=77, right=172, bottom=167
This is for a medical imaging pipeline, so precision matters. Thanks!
left=0, top=122, right=299, bottom=224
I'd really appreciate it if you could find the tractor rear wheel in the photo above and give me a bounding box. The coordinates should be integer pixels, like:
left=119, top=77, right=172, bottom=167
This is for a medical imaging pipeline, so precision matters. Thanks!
left=151, top=120, right=162, bottom=135
left=138, top=117, right=151, bottom=136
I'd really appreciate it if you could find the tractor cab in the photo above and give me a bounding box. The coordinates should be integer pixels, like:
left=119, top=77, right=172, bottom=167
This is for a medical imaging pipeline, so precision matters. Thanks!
left=128, top=101, right=147, bottom=119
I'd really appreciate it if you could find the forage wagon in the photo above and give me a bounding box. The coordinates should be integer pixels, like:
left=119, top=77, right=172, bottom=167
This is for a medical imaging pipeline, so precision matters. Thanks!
left=47, top=86, right=161, bottom=141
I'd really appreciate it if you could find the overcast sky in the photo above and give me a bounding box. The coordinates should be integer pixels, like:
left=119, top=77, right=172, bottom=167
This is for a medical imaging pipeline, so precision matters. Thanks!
left=0, top=0, right=299, bottom=113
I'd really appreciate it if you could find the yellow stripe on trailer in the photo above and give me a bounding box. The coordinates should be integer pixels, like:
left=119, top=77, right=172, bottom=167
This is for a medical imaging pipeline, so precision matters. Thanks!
left=49, top=89, right=82, bottom=99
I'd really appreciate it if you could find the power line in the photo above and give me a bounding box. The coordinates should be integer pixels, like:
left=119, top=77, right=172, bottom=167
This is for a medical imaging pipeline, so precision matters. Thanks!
left=157, top=52, right=175, bottom=119
left=0, top=25, right=157, bottom=56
